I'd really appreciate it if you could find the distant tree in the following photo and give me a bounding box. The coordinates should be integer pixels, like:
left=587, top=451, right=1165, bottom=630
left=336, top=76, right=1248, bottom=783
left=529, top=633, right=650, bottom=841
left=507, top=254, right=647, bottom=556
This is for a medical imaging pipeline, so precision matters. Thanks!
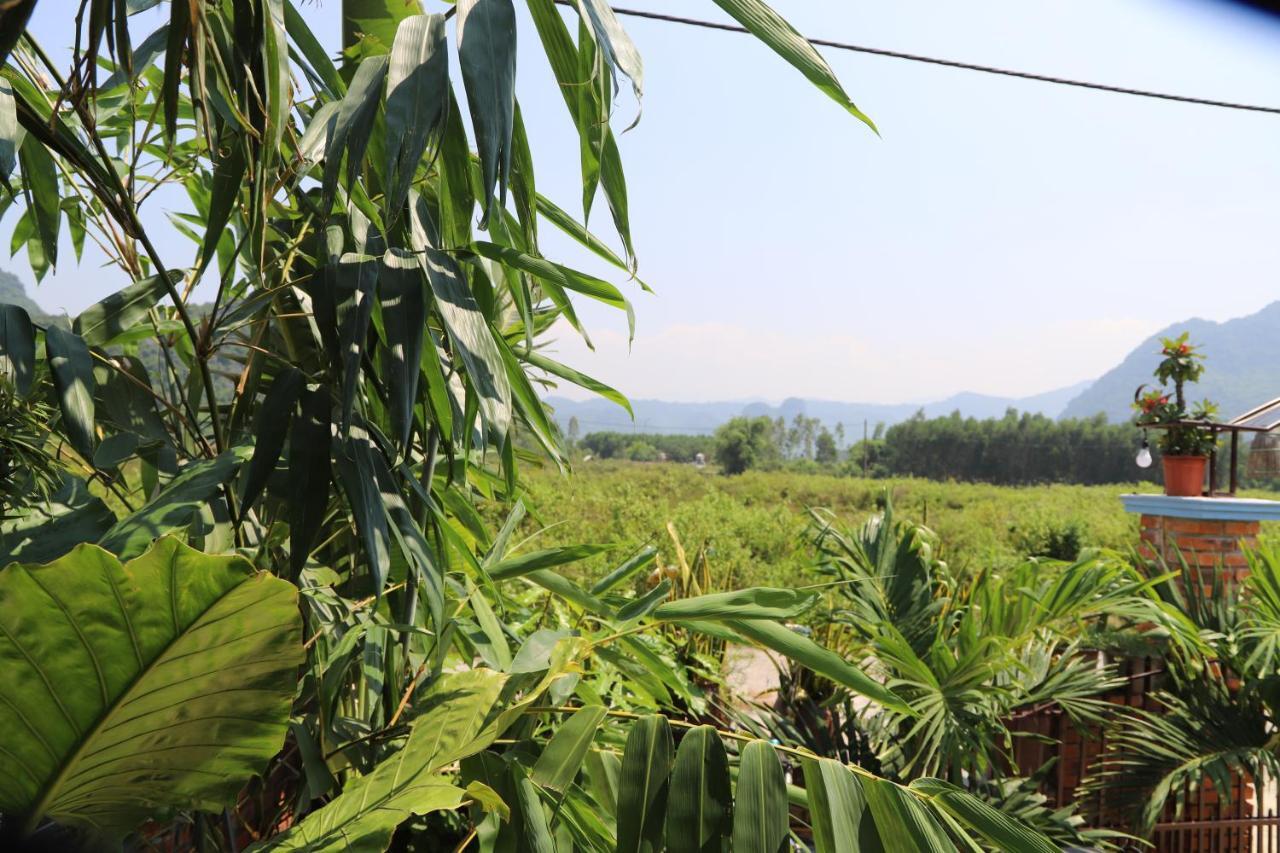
left=714, top=416, right=778, bottom=475
left=815, top=429, right=839, bottom=464
left=567, top=416, right=581, bottom=446
left=580, top=432, right=712, bottom=463
left=625, top=441, right=660, bottom=462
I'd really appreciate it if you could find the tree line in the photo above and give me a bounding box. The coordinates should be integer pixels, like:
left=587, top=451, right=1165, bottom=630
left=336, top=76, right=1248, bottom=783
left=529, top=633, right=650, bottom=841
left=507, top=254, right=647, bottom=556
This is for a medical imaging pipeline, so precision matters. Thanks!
left=711, top=409, right=1162, bottom=484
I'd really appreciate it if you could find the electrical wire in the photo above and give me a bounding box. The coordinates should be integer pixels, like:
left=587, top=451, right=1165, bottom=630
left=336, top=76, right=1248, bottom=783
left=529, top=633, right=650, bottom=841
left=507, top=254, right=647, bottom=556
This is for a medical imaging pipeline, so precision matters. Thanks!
left=570, top=1, right=1280, bottom=116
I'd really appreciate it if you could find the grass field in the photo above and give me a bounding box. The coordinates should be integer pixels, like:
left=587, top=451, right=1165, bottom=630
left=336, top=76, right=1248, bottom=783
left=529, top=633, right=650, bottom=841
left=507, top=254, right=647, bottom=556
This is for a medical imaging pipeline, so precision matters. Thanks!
left=503, top=461, right=1279, bottom=590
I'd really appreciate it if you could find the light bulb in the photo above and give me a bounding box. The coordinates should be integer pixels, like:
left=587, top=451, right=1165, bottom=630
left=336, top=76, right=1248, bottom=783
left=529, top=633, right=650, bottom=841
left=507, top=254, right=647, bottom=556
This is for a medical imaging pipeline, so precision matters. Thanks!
left=1136, top=442, right=1152, bottom=468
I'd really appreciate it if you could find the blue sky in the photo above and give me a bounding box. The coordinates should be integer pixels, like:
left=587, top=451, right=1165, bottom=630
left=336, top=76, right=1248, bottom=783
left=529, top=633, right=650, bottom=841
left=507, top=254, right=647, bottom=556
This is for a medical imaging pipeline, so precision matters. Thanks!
left=13, top=0, right=1280, bottom=404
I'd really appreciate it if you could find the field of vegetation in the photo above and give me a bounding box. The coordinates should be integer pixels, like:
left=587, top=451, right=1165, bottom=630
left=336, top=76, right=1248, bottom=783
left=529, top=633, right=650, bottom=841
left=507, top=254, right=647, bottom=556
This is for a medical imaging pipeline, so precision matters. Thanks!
left=511, top=461, right=1279, bottom=589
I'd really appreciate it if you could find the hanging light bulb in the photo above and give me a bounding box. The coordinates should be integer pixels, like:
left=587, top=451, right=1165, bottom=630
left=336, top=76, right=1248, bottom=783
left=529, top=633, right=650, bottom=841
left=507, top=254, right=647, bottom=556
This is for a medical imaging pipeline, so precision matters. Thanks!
left=1136, top=434, right=1153, bottom=468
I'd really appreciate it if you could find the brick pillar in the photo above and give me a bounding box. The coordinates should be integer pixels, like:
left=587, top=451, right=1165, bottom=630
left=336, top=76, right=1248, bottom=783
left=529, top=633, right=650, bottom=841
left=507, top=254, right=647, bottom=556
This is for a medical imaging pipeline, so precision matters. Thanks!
left=1136, top=514, right=1258, bottom=590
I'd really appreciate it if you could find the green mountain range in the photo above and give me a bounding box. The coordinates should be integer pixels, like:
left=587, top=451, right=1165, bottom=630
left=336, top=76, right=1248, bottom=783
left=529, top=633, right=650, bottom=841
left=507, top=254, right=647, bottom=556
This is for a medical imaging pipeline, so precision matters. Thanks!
left=1060, top=302, right=1280, bottom=422
left=0, top=269, right=51, bottom=323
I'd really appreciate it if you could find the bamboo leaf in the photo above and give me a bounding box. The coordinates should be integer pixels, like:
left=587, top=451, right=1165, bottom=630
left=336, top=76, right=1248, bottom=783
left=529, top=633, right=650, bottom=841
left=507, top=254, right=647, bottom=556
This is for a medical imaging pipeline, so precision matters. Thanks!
left=411, top=198, right=512, bottom=434
left=0, top=302, right=33, bottom=395
left=711, top=0, right=875, bottom=131
left=380, top=248, right=427, bottom=449
left=322, top=55, right=388, bottom=211
left=385, top=14, right=449, bottom=220
left=72, top=271, right=182, bottom=348
left=239, top=368, right=304, bottom=519
left=574, top=0, right=643, bottom=116
left=804, top=757, right=869, bottom=853
left=99, top=446, right=252, bottom=559
left=0, top=0, right=36, bottom=69
left=532, top=704, right=607, bottom=792
left=0, top=538, right=302, bottom=840
left=525, top=348, right=632, bottom=417
left=253, top=669, right=508, bottom=852
left=0, top=476, right=115, bottom=565
left=289, top=387, right=332, bottom=576
left=590, top=545, right=656, bottom=595
left=0, top=77, right=24, bottom=182
left=721, top=618, right=910, bottom=714
left=617, top=714, right=673, bottom=853
left=333, top=429, right=392, bottom=595
left=654, top=588, right=816, bottom=622
left=457, top=0, right=517, bottom=225
left=616, top=579, right=670, bottom=622
left=666, top=725, right=730, bottom=853
left=732, top=741, right=788, bottom=853
left=44, top=325, right=95, bottom=459
left=19, top=133, right=60, bottom=276
left=489, top=544, right=612, bottom=581
left=335, top=252, right=378, bottom=435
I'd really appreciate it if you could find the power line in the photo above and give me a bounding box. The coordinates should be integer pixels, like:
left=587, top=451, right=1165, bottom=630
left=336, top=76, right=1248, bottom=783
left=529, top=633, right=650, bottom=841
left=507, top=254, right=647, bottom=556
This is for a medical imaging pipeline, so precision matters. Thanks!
left=581, top=2, right=1280, bottom=116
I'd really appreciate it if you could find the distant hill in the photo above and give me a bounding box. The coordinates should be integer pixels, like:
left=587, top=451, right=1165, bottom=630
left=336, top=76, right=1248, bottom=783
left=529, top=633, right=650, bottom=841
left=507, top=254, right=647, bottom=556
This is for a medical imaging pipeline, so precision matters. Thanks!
left=550, top=380, right=1093, bottom=437
left=1060, top=302, right=1280, bottom=422
left=0, top=269, right=51, bottom=323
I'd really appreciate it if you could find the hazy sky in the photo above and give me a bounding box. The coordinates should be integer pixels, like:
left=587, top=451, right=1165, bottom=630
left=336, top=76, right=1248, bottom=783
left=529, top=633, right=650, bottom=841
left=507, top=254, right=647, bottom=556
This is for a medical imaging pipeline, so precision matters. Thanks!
left=13, top=0, right=1280, bottom=404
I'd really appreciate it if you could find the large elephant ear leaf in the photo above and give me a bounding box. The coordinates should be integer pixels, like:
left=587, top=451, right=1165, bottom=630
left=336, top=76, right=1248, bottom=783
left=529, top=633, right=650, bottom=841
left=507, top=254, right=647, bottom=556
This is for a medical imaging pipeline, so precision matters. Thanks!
left=0, top=537, right=303, bottom=840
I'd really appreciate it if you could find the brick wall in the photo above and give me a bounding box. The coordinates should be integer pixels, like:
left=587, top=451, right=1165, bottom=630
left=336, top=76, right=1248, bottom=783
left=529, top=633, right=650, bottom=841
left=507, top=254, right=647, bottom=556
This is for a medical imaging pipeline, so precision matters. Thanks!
left=1137, top=515, right=1258, bottom=590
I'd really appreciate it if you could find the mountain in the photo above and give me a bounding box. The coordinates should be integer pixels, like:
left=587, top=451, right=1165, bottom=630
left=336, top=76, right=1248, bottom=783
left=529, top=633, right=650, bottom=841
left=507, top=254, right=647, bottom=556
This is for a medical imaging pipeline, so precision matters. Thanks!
left=0, top=269, right=51, bottom=323
left=1060, top=302, right=1280, bottom=422
left=550, top=380, right=1093, bottom=437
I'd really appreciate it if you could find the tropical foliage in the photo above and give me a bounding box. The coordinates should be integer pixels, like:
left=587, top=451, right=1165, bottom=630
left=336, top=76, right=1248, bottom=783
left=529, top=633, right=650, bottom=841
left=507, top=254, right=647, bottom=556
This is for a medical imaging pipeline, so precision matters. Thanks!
left=0, top=0, right=1067, bottom=849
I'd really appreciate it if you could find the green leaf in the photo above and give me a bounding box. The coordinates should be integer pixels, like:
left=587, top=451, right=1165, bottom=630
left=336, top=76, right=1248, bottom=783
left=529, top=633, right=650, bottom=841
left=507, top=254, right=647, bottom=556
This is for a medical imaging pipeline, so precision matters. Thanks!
left=524, top=348, right=632, bottom=417
left=44, top=325, right=95, bottom=459
left=489, top=544, right=612, bottom=581
left=0, top=77, right=24, bottom=182
left=411, top=200, right=512, bottom=434
left=334, top=252, right=378, bottom=434
left=617, top=714, right=673, bottom=853
left=666, top=725, right=730, bottom=853
left=0, top=537, right=302, bottom=839
left=322, top=55, right=389, bottom=210
left=711, top=0, right=876, bottom=131
left=654, top=588, right=816, bottom=622
left=472, top=240, right=634, bottom=341
left=534, top=192, right=641, bottom=285
left=732, top=741, right=788, bottom=853
left=289, top=387, right=332, bottom=576
left=0, top=302, right=34, bottom=395
left=721, top=618, right=910, bottom=714
left=532, top=704, right=607, bottom=792
left=591, top=545, right=656, bottom=595
left=286, top=1, right=343, bottom=97
left=457, top=0, right=517, bottom=225
left=380, top=248, right=427, bottom=450
left=0, top=476, right=115, bottom=565
left=574, top=0, right=643, bottom=114
left=341, top=0, right=416, bottom=55
left=0, top=0, right=36, bottom=70
left=95, top=354, right=166, bottom=442
left=194, top=138, right=246, bottom=282
left=909, top=778, right=1058, bottom=853
left=19, top=133, right=59, bottom=278
left=616, top=579, right=670, bottom=622
left=861, top=777, right=958, bottom=853
left=333, top=429, right=392, bottom=595
left=804, top=757, right=869, bottom=853
left=98, top=446, right=251, bottom=559
left=240, top=368, right=303, bottom=519
left=72, top=271, right=181, bottom=348
left=384, top=14, right=449, bottom=220
left=253, top=669, right=508, bottom=852
left=162, top=0, right=189, bottom=142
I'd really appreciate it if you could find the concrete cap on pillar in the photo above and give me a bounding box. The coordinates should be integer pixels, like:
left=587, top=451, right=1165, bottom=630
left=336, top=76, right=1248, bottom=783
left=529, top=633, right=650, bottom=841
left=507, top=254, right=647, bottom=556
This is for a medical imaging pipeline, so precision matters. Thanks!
left=1121, top=494, right=1280, bottom=522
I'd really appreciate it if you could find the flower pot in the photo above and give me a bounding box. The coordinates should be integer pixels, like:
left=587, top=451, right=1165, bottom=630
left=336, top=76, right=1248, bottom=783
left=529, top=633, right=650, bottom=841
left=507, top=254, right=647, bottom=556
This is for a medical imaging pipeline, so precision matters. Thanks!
left=1163, top=455, right=1207, bottom=497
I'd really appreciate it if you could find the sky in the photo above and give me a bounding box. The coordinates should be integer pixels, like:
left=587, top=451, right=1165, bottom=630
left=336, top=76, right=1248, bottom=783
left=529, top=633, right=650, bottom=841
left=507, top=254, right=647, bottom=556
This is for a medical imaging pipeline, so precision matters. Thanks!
left=12, top=0, right=1280, bottom=405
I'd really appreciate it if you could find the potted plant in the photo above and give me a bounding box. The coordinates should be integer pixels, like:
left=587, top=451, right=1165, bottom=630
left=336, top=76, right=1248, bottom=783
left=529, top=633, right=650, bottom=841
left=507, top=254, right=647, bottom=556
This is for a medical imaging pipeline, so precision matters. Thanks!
left=1134, top=333, right=1219, bottom=496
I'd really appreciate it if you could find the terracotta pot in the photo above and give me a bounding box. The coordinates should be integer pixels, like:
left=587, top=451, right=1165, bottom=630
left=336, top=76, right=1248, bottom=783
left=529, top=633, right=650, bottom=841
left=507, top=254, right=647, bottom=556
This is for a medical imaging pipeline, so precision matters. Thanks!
left=1163, top=455, right=1207, bottom=497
